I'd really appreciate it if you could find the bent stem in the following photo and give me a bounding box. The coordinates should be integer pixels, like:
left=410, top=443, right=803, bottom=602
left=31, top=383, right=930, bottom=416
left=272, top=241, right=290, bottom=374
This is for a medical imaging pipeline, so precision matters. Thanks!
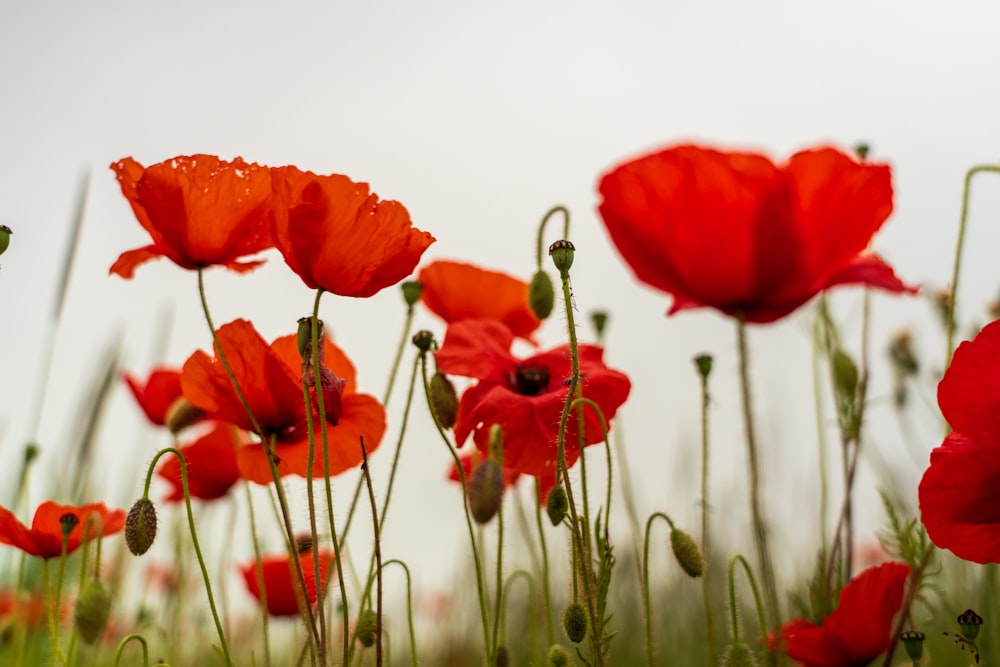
left=381, top=560, right=418, bottom=667
left=534, top=205, right=571, bottom=269
left=501, top=570, right=538, bottom=660
left=112, top=634, right=150, bottom=667
left=728, top=554, right=770, bottom=667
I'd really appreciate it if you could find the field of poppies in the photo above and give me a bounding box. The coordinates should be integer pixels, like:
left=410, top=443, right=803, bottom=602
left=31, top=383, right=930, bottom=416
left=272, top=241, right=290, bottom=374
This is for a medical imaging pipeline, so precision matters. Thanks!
left=0, top=144, right=998, bottom=667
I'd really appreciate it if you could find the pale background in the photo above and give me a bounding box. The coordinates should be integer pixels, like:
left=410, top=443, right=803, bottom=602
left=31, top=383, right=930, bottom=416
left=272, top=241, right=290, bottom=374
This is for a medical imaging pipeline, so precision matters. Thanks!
left=2, top=0, right=999, bottom=636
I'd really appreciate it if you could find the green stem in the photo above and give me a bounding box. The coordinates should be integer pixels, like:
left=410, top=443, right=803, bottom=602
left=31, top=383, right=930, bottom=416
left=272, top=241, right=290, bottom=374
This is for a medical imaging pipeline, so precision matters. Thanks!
left=534, top=206, right=571, bottom=268
left=359, top=440, right=383, bottom=667
left=642, top=512, right=677, bottom=667
left=501, top=570, right=538, bottom=661
left=727, top=554, right=770, bottom=666
left=491, top=499, right=505, bottom=664
left=244, top=480, right=271, bottom=667
left=534, top=480, right=556, bottom=647
left=695, top=360, right=718, bottom=666
left=945, top=165, right=1000, bottom=367
left=112, top=634, right=149, bottom=667
left=381, top=560, right=418, bottom=667
left=810, top=313, right=830, bottom=560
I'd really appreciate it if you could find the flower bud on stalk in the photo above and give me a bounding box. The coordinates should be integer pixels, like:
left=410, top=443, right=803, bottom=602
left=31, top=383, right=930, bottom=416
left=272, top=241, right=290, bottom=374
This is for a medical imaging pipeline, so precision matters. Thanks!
left=670, top=527, right=704, bottom=578
left=547, top=645, right=570, bottom=666
left=356, top=608, right=378, bottom=648
left=562, top=601, right=587, bottom=643
left=429, top=371, right=458, bottom=429
left=546, top=485, right=568, bottom=526
left=468, top=459, right=504, bottom=524
left=125, top=498, right=158, bottom=556
left=412, top=329, right=434, bottom=353
left=401, top=280, right=423, bottom=307
left=721, top=641, right=756, bottom=667
left=74, top=578, right=111, bottom=644
left=529, top=269, right=555, bottom=319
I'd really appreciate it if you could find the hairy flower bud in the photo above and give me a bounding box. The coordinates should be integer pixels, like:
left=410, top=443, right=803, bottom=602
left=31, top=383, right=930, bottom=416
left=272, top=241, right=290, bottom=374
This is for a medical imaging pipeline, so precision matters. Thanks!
left=356, top=608, right=378, bottom=648
left=670, top=527, right=703, bottom=578
left=721, top=641, right=756, bottom=667
left=528, top=269, right=555, bottom=320
left=74, top=578, right=111, bottom=644
left=125, top=498, right=158, bottom=556
left=694, top=353, right=713, bottom=379
left=547, top=645, right=570, bottom=666
left=429, top=372, right=458, bottom=429
left=546, top=485, right=568, bottom=526
left=468, top=459, right=504, bottom=524
left=562, top=601, right=587, bottom=643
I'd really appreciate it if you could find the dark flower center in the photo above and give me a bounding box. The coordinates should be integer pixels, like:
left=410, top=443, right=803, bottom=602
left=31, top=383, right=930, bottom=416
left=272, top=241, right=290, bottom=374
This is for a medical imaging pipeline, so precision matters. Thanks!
left=514, top=364, right=550, bottom=396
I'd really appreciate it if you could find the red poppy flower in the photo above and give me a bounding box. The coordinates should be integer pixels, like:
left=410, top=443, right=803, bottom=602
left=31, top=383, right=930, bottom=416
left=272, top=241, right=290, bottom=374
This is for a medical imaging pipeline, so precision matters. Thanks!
left=0, top=501, right=126, bottom=559
left=240, top=550, right=336, bottom=617
left=156, top=422, right=244, bottom=502
left=110, top=155, right=274, bottom=278
left=597, top=144, right=916, bottom=323
left=418, top=260, right=541, bottom=342
left=778, top=561, right=910, bottom=667
left=435, top=319, right=631, bottom=477
left=448, top=450, right=557, bottom=502
left=124, top=367, right=185, bottom=427
left=919, top=319, right=1000, bottom=562
left=181, top=319, right=386, bottom=483
left=270, top=166, right=435, bottom=297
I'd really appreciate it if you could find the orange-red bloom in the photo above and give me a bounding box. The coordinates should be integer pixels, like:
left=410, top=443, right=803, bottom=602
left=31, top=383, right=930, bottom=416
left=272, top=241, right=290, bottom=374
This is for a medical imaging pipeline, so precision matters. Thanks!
left=0, top=501, right=125, bottom=559
left=181, top=319, right=386, bottom=483
left=597, top=144, right=915, bottom=323
left=124, top=367, right=185, bottom=427
left=110, top=155, right=274, bottom=278
left=777, top=562, right=910, bottom=667
left=418, top=260, right=541, bottom=342
left=271, top=166, right=435, bottom=297
left=240, top=550, right=336, bottom=617
left=436, top=319, right=630, bottom=477
left=157, top=423, right=244, bottom=502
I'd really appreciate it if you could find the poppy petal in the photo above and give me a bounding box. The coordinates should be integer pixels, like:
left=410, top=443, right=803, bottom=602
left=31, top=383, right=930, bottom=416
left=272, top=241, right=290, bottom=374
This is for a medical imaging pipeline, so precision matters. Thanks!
left=937, top=319, right=1000, bottom=436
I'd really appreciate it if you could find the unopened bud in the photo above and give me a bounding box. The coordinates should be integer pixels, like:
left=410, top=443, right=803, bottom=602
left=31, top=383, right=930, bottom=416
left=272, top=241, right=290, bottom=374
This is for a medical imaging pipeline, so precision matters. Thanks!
left=487, top=423, right=503, bottom=461
left=429, top=372, right=458, bottom=429
left=412, top=330, right=434, bottom=353
left=670, top=527, right=703, bottom=578
left=958, top=608, right=983, bottom=641
left=0, top=226, right=11, bottom=256
left=165, top=398, right=206, bottom=435
left=900, top=630, right=925, bottom=661
left=562, top=602, right=587, bottom=643
left=468, top=459, right=504, bottom=524
left=125, top=498, right=158, bottom=556
left=74, top=578, right=111, bottom=644
left=721, top=641, right=756, bottom=667
left=831, top=348, right=858, bottom=398
left=590, top=311, right=609, bottom=338
left=296, top=316, right=323, bottom=357
left=546, top=485, right=568, bottom=526
left=356, top=608, right=378, bottom=648
left=23, top=443, right=39, bottom=465
left=888, top=330, right=919, bottom=377
left=548, top=240, right=575, bottom=275
left=547, top=645, right=570, bottom=666
left=529, top=270, right=555, bottom=320
left=401, top=281, right=423, bottom=308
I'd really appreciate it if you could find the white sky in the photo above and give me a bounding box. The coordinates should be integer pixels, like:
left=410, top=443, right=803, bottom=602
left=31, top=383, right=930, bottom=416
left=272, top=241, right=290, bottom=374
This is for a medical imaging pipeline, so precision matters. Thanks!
left=2, top=0, right=1000, bottom=631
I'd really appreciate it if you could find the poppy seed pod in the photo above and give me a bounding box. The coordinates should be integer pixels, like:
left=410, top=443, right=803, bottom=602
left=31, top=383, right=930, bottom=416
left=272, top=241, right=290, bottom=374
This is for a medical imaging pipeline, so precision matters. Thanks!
left=412, top=330, right=434, bottom=353
left=670, top=527, right=704, bottom=578
left=547, top=645, right=570, bottom=666
left=74, top=578, right=111, bottom=644
left=125, top=498, right=158, bottom=556
left=429, top=372, right=458, bottom=429
left=900, top=630, right=925, bottom=661
left=562, top=602, right=587, bottom=643
left=0, top=225, right=11, bottom=256
left=528, top=269, right=555, bottom=319
left=958, top=609, right=983, bottom=641
left=468, top=459, right=504, bottom=524
left=721, top=642, right=756, bottom=667
left=401, top=280, right=423, bottom=307
left=590, top=311, right=609, bottom=338
left=356, top=608, right=378, bottom=648
left=694, top=354, right=713, bottom=379
left=546, top=485, right=568, bottom=526
left=548, top=240, right=575, bottom=275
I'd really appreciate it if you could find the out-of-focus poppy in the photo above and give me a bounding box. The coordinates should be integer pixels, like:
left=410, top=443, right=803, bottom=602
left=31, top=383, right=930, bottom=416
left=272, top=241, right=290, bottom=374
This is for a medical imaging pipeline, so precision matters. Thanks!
left=597, top=144, right=915, bottom=323
left=124, top=367, right=204, bottom=429
left=919, top=319, right=1000, bottom=562
left=181, top=319, right=386, bottom=483
left=447, top=449, right=557, bottom=503
left=240, top=550, right=336, bottom=617
left=0, top=501, right=126, bottom=559
left=110, top=155, right=274, bottom=278
left=435, top=319, right=630, bottom=477
left=270, top=166, right=435, bottom=297
left=156, top=422, right=245, bottom=502
left=418, top=260, right=541, bottom=342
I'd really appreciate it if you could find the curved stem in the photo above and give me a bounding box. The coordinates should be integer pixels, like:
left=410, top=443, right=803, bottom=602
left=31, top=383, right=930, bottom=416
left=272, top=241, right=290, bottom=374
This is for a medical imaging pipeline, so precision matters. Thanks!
left=642, top=512, right=675, bottom=667
left=112, top=634, right=150, bottom=667
left=381, top=560, right=418, bottom=667
left=534, top=205, right=571, bottom=268
left=728, top=554, right=770, bottom=666
left=500, top=570, right=537, bottom=661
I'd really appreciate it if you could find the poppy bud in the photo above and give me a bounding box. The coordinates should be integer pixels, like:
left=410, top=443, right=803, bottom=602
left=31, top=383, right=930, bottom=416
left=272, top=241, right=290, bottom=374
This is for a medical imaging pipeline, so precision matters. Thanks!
left=23, top=442, right=39, bottom=465
left=562, top=601, right=587, bottom=643
left=547, top=645, right=570, bottom=666
left=670, top=527, right=703, bottom=578
left=721, top=641, right=756, bottom=667
left=356, top=608, right=378, bottom=648
left=546, top=485, right=568, bottom=526
left=165, top=397, right=206, bottom=435
left=429, top=372, right=458, bottom=429
left=468, top=459, right=504, bottom=524
left=548, top=240, right=575, bottom=275
left=0, top=225, right=11, bottom=256
left=900, top=630, right=925, bottom=661
left=590, top=311, right=609, bottom=338
left=401, top=280, right=423, bottom=307
left=831, top=348, right=858, bottom=398
left=528, top=269, right=555, bottom=319
left=296, top=316, right=324, bottom=358
left=693, top=353, right=713, bottom=379
left=495, top=646, right=509, bottom=667
left=412, top=330, right=434, bottom=353
left=73, top=578, right=111, bottom=644
left=125, top=498, right=158, bottom=556
left=958, top=608, right=983, bottom=641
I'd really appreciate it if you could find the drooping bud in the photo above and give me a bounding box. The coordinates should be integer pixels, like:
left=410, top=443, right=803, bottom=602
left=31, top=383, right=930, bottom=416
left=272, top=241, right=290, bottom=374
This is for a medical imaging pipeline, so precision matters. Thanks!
left=412, top=330, right=434, bottom=353
left=900, top=630, right=925, bottom=662
left=125, top=498, right=158, bottom=556
left=721, top=641, right=756, bottom=667
left=528, top=269, right=555, bottom=320
left=468, top=459, right=504, bottom=524
left=548, top=240, right=575, bottom=275
left=0, top=225, right=11, bottom=256
left=958, top=608, right=983, bottom=641
left=546, top=485, right=568, bottom=526
left=670, top=527, right=703, bottom=578
left=165, top=397, right=206, bottom=435
left=547, top=645, right=570, bottom=666
left=401, top=281, right=423, bottom=308
left=74, top=578, right=111, bottom=644
left=693, top=354, right=713, bottom=379
left=562, top=601, right=587, bottom=643
left=495, top=645, right=509, bottom=667
left=356, top=608, right=378, bottom=648
left=428, top=372, right=458, bottom=429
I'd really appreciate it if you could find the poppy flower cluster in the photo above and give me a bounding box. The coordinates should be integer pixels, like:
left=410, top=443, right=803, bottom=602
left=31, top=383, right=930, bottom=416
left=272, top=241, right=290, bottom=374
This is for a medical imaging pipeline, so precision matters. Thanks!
left=919, top=319, right=1000, bottom=563
left=596, top=144, right=915, bottom=323
left=111, top=154, right=435, bottom=299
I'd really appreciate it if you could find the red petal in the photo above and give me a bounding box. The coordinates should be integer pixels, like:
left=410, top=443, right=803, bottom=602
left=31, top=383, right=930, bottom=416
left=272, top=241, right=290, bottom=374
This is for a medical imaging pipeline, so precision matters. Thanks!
left=823, top=562, right=910, bottom=661
left=124, top=368, right=183, bottom=426
left=158, top=423, right=243, bottom=502
left=0, top=506, right=40, bottom=557
left=938, top=319, right=1000, bottom=436
left=435, top=320, right=516, bottom=384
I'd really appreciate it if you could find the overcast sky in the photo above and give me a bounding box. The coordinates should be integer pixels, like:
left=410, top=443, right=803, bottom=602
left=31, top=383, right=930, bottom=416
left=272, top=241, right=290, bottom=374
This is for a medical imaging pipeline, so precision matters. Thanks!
left=2, top=0, right=1000, bottom=614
